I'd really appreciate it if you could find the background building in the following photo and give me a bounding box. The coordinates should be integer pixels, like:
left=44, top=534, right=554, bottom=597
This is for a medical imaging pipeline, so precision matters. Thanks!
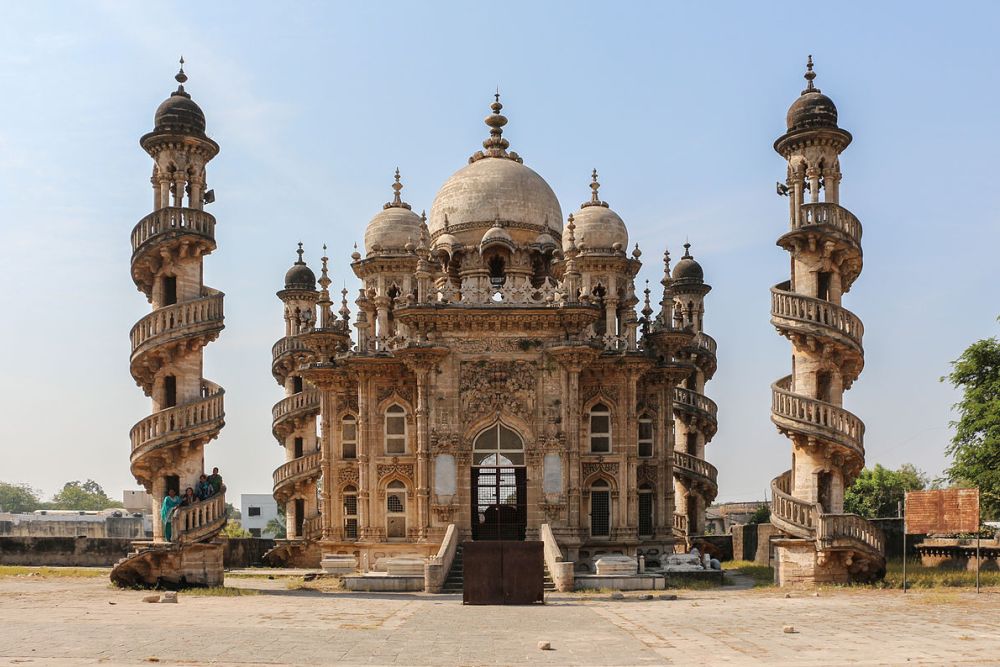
left=241, top=494, right=281, bottom=539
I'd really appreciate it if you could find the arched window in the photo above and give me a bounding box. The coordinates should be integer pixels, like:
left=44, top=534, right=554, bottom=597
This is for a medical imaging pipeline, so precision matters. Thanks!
left=638, top=415, right=653, bottom=458
left=589, top=403, right=611, bottom=453
left=386, top=480, right=406, bottom=539
left=638, top=484, right=654, bottom=537
left=341, top=415, right=357, bottom=459
left=384, top=404, right=406, bottom=455
left=343, top=485, right=358, bottom=539
left=590, top=479, right=611, bottom=538
left=592, top=284, right=607, bottom=335
left=473, top=423, right=524, bottom=467
left=292, top=376, right=304, bottom=393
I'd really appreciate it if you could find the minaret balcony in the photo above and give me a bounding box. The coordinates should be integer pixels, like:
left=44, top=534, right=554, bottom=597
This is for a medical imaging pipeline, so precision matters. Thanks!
left=271, top=335, right=311, bottom=384
left=272, top=389, right=321, bottom=439
left=789, top=202, right=862, bottom=247
left=672, top=451, right=719, bottom=500
left=131, top=206, right=216, bottom=256
left=129, top=382, right=225, bottom=474
left=272, top=452, right=322, bottom=503
left=770, top=375, right=865, bottom=460
left=672, top=387, right=718, bottom=436
left=770, top=282, right=864, bottom=356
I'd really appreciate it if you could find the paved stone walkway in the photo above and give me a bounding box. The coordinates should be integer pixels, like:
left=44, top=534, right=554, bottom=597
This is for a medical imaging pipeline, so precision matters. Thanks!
left=1, top=576, right=998, bottom=665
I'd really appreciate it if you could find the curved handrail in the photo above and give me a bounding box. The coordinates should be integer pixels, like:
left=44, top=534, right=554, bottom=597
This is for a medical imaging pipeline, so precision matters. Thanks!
left=272, top=389, right=321, bottom=424
left=273, top=451, right=322, bottom=488
left=130, top=383, right=225, bottom=455
left=172, top=489, right=227, bottom=545
left=794, top=202, right=862, bottom=246
left=673, top=387, right=718, bottom=421
left=817, top=512, right=885, bottom=555
left=770, top=471, right=817, bottom=538
left=771, top=375, right=864, bottom=457
left=130, top=291, right=224, bottom=357
left=673, top=450, right=718, bottom=486
left=770, top=282, right=863, bottom=352
left=131, top=207, right=216, bottom=257
left=272, top=335, right=309, bottom=362
left=693, top=332, right=717, bottom=356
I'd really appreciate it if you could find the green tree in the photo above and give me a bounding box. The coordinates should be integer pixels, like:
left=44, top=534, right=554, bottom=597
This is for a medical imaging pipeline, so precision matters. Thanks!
left=225, top=502, right=241, bottom=521
left=943, top=327, right=1000, bottom=520
left=844, top=464, right=927, bottom=519
left=746, top=504, right=771, bottom=525
left=265, top=516, right=286, bottom=539
left=49, top=480, right=119, bottom=511
left=221, top=520, right=251, bottom=538
left=0, top=482, right=42, bottom=513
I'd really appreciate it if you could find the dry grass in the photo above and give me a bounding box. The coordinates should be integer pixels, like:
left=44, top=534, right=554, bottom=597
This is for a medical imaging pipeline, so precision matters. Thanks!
left=181, top=586, right=259, bottom=597
left=0, top=566, right=108, bottom=578
left=723, top=560, right=775, bottom=587
left=878, top=559, right=1000, bottom=590
left=285, top=575, right=345, bottom=592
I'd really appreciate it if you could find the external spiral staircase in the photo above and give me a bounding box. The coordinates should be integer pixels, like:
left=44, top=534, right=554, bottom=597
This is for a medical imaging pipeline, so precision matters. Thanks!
left=263, top=335, right=322, bottom=567
left=111, top=205, right=227, bottom=588
left=769, top=201, right=885, bottom=581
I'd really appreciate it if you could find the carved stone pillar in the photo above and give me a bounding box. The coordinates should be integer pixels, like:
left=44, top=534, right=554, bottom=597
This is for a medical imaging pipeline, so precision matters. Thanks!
left=415, top=367, right=431, bottom=538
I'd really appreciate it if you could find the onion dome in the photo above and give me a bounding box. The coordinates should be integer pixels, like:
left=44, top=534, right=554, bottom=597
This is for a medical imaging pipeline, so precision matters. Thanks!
left=429, top=94, right=563, bottom=240
left=363, top=169, right=422, bottom=254
left=533, top=232, right=558, bottom=252
left=566, top=170, right=628, bottom=251
left=671, top=243, right=704, bottom=282
left=153, top=58, right=207, bottom=136
left=786, top=56, right=839, bottom=132
left=284, top=243, right=317, bottom=290
left=480, top=218, right=516, bottom=253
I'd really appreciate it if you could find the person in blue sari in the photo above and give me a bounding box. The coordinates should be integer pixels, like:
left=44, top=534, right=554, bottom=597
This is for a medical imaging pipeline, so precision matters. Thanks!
left=161, top=488, right=183, bottom=542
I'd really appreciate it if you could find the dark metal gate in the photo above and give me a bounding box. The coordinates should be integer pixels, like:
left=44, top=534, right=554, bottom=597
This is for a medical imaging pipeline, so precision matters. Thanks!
left=471, top=467, right=526, bottom=541
left=462, top=540, right=544, bottom=604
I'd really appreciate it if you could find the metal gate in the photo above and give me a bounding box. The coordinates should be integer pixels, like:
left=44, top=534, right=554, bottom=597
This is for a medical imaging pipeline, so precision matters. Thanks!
left=462, top=540, right=544, bottom=605
left=471, top=467, right=526, bottom=541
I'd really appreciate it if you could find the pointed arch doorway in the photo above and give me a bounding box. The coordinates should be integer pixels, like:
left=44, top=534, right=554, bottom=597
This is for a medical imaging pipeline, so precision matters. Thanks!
left=471, top=422, right=527, bottom=541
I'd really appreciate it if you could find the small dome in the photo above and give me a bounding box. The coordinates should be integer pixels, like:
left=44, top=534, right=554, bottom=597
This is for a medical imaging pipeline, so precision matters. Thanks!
left=284, top=244, right=316, bottom=290
left=153, top=63, right=206, bottom=136
left=480, top=222, right=516, bottom=252
left=565, top=170, right=628, bottom=251
left=671, top=243, right=704, bottom=282
left=785, top=56, right=839, bottom=132
left=533, top=232, right=558, bottom=252
left=433, top=232, right=460, bottom=256
left=364, top=170, right=422, bottom=254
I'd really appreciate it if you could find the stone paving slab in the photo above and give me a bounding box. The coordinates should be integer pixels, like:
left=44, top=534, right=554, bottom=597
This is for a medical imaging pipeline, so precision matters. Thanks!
left=1, top=577, right=998, bottom=666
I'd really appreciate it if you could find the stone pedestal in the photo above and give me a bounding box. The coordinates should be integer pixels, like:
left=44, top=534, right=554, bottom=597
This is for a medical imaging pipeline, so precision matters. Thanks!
left=595, top=555, right=638, bottom=576
left=773, top=538, right=849, bottom=586
left=320, top=555, right=358, bottom=575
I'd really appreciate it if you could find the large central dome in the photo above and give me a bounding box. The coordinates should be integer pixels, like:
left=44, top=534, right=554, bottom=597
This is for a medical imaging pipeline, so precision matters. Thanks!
left=428, top=96, right=563, bottom=241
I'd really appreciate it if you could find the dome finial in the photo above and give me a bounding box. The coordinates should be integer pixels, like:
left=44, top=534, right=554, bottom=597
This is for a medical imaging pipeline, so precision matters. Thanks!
left=471, top=91, right=513, bottom=162
left=175, top=56, right=188, bottom=84
left=384, top=167, right=412, bottom=210
left=581, top=168, right=609, bottom=208
left=295, top=241, right=305, bottom=265
left=802, top=54, right=820, bottom=94
left=683, top=241, right=692, bottom=259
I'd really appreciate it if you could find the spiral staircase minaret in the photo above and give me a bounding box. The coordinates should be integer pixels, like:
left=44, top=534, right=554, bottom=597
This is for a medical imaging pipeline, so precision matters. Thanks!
left=665, top=244, right=719, bottom=538
left=769, top=57, right=885, bottom=585
left=112, top=61, right=228, bottom=588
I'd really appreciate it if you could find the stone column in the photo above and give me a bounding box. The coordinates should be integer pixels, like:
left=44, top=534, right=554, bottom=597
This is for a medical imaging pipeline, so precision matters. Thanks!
left=356, top=374, right=371, bottom=539
left=151, top=476, right=166, bottom=541
left=415, top=366, right=431, bottom=538
left=565, top=366, right=581, bottom=529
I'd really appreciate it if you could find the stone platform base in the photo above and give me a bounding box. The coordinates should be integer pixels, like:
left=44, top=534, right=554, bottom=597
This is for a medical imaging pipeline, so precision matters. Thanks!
left=574, top=570, right=723, bottom=591
left=342, top=573, right=424, bottom=592
left=774, top=538, right=853, bottom=586
left=110, top=542, right=223, bottom=589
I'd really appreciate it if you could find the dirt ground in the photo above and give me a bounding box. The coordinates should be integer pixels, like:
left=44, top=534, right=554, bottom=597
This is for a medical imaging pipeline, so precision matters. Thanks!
left=1, top=572, right=998, bottom=666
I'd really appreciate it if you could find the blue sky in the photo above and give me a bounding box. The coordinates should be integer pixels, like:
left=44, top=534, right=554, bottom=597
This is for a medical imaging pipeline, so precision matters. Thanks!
left=1, top=2, right=998, bottom=504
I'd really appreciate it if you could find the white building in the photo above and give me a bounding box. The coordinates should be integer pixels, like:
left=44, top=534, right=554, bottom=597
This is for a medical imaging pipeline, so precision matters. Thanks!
left=241, top=494, right=280, bottom=538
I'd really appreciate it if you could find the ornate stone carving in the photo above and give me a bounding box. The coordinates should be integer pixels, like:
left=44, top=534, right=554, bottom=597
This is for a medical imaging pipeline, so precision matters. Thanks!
left=336, top=467, right=359, bottom=485
left=638, top=463, right=658, bottom=485
left=459, top=360, right=536, bottom=424
left=582, top=385, right=620, bottom=407
left=376, top=463, right=415, bottom=481
left=431, top=504, right=458, bottom=522
left=430, top=427, right=462, bottom=454
left=377, top=384, right=414, bottom=406
left=450, top=337, right=525, bottom=353
left=581, top=461, right=620, bottom=479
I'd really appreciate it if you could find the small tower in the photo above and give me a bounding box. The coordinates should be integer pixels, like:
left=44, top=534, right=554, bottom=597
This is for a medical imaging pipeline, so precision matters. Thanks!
left=667, top=243, right=719, bottom=537
left=270, top=245, right=322, bottom=548
left=113, top=60, right=227, bottom=588
left=769, top=57, right=884, bottom=584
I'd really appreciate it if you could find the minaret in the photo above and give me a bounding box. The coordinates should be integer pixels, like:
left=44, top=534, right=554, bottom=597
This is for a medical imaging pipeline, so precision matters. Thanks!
left=115, top=60, right=227, bottom=587
left=667, top=243, right=719, bottom=536
left=271, top=245, right=322, bottom=543
left=769, top=57, right=884, bottom=584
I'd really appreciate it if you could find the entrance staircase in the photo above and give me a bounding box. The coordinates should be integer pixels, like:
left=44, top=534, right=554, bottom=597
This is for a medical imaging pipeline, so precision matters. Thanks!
left=440, top=544, right=555, bottom=594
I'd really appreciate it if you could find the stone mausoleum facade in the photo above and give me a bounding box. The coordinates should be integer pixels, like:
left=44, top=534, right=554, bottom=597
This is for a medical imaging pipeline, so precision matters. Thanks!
left=266, top=95, right=721, bottom=573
